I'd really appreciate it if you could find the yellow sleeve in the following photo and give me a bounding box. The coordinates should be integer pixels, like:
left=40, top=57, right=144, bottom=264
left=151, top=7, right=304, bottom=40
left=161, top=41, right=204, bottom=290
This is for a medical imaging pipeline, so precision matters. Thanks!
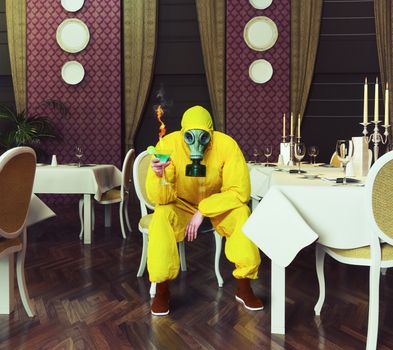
left=198, top=139, right=250, bottom=217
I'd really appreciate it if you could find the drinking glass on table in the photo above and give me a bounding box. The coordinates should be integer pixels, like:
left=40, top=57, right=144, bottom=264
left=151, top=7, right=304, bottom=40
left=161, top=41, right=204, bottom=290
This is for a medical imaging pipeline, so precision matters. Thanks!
left=252, top=147, right=259, bottom=164
left=308, top=145, right=319, bottom=164
left=335, top=139, right=354, bottom=184
left=263, top=145, right=273, bottom=166
left=294, top=142, right=306, bottom=173
left=75, top=146, right=83, bottom=167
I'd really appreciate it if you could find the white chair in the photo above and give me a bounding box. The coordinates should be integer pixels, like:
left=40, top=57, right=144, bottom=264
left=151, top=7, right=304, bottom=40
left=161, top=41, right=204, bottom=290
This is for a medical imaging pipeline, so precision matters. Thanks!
left=79, top=149, right=134, bottom=239
left=132, top=151, right=224, bottom=297
left=0, top=147, right=36, bottom=316
left=314, top=150, right=393, bottom=350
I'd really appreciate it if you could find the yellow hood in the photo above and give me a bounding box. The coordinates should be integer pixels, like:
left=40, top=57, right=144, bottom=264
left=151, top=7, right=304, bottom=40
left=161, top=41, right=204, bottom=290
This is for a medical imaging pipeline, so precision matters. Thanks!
left=181, top=106, right=214, bottom=134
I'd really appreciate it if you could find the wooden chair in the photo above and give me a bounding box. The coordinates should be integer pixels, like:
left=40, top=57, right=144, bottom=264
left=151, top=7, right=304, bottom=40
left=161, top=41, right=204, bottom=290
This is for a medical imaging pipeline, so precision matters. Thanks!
left=0, top=146, right=36, bottom=316
left=314, top=150, right=393, bottom=350
left=79, top=149, right=134, bottom=239
left=132, top=151, right=223, bottom=297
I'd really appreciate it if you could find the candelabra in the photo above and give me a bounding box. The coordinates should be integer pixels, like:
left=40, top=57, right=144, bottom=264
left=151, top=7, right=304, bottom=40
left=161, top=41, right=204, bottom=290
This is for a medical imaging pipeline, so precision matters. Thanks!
left=289, top=135, right=295, bottom=166
left=361, top=121, right=390, bottom=161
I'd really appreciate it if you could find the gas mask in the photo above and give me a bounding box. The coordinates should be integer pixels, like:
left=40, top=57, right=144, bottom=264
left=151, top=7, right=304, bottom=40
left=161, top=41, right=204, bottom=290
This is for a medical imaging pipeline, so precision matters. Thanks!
left=184, top=129, right=211, bottom=177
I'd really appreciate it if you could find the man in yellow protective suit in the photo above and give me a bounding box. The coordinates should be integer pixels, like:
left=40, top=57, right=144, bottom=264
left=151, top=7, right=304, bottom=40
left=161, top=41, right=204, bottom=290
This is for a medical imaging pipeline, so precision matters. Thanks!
left=146, top=105, right=263, bottom=316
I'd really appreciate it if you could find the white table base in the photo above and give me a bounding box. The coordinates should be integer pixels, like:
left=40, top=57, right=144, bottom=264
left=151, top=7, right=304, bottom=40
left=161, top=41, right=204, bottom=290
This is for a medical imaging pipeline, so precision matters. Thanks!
left=271, top=262, right=285, bottom=334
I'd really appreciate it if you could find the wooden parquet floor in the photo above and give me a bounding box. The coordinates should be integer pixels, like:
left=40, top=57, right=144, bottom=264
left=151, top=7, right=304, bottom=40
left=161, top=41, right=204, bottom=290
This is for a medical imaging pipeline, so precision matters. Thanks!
left=2, top=198, right=393, bottom=350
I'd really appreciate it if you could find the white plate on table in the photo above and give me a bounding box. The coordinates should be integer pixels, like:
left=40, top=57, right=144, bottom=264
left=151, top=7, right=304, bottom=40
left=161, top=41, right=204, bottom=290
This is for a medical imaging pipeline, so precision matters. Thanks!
left=56, top=18, right=90, bottom=53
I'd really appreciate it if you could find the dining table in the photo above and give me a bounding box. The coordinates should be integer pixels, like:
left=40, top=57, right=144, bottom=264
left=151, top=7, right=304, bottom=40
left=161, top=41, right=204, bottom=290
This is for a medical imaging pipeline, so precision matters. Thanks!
left=243, top=163, right=369, bottom=334
left=33, top=163, right=122, bottom=244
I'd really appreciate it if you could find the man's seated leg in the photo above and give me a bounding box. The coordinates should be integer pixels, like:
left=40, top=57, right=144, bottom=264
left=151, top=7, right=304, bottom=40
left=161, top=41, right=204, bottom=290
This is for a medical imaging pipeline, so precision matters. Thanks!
left=148, top=202, right=193, bottom=316
left=213, top=205, right=263, bottom=311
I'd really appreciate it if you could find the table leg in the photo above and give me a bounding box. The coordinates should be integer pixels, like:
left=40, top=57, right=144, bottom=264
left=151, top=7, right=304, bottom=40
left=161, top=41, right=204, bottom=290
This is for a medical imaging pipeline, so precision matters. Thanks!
left=271, top=262, right=285, bottom=334
left=83, top=194, right=92, bottom=244
left=0, top=255, right=15, bottom=314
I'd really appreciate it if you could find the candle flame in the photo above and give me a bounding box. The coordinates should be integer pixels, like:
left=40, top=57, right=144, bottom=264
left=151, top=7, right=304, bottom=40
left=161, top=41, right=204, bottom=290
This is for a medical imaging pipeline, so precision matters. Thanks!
left=155, top=105, right=166, bottom=139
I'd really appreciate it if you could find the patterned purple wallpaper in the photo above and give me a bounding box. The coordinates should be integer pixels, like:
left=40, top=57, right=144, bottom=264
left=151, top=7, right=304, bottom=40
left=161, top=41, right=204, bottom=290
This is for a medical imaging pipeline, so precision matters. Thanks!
left=26, top=0, right=121, bottom=167
left=226, top=0, right=290, bottom=161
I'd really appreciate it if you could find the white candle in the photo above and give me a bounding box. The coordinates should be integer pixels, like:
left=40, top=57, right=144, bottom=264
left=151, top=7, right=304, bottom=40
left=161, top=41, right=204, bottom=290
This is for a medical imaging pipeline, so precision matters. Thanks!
left=374, top=77, right=379, bottom=123
left=363, top=77, right=368, bottom=124
left=385, top=82, right=389, bottom=126
left=290, top=112, right=294, bottom=136
left=297, top=114, right=301, bottom=138
left=282, top=113, right=286, bottom=138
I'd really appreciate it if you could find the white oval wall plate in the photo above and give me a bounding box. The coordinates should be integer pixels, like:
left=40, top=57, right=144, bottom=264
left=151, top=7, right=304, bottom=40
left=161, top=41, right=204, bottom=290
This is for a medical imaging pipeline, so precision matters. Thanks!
left=56, top=18, right=90, bottom=53
left=61, top=0, right=85, bottom=12
left=61, top=60, right=85, bottom=85
left=243, top=16, right=278, bottom=52
left=249, top=59, right=273, bottom=84
left=249, top=0, right=273, bottom=10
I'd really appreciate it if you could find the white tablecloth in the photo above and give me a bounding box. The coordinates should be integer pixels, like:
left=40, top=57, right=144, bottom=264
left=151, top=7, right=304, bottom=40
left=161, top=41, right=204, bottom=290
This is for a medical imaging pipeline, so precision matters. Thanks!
left=243, top=163, right=368, bottom=334
left=33, top=164, right=122, bottom=200
left=33, top=164, right=122, bottom=244
left=27, top=194, right=56, bottom=226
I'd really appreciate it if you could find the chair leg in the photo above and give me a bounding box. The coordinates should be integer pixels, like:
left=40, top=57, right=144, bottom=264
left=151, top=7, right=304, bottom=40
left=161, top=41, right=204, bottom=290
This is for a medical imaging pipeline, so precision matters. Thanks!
left=150, top=282, right=156, bottom=298
left=119, top=202, right=127, bottom=239
left=124, top=198, right=132, bottom=232
left=16, top=230, right=34, bottom=317
left=79, top=198, right=84, bottom=239
left=314, top=244, right=326, bottom=316
left=179, top=241, right=187, bottom=272
left=137, top=232, right=148, bottom=277
left=366, top=261, right=381, bottom=350
left=214, top=231, right=224, bottom=287
left=104, top=205, right=112, bottom=228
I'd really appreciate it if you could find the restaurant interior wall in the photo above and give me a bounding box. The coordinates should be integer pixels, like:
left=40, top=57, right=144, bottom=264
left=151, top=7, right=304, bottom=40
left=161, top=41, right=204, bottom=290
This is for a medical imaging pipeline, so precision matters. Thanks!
left=302, top=0, right=381, bottom=163
left=26, top=0, right=122, bottom=167
left=135, top=0, right=211, bottom=155
left=0, top=0, right=14, bottom=108
left=226, top=0, right=290, bottom=162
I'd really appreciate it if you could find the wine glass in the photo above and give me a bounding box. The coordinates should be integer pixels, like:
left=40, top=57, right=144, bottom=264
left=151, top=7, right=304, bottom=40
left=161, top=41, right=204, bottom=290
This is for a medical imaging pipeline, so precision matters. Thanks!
left=294, top=142, right=306, bottom=173
left=155, top=150, right=172, bottom=185
left=308, top=145, right=319, bottom=165
left=75, top=146, right=83, bottom=167
left=252, top=147, right=259, bottom=164
left=335, top=139, right=354, bottom=184
left=263, top=145, right=273, bottom=166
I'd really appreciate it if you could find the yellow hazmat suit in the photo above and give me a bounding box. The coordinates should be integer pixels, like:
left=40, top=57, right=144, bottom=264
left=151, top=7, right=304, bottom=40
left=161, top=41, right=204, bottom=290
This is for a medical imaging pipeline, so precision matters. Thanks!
left=146, top=106, right=261, bottom=282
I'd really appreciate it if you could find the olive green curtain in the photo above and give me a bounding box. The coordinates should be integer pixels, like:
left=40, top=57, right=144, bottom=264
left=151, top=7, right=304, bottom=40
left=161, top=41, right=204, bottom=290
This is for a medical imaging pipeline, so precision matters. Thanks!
left=290, top=0, right=323, bottom=135
left=195, top=0, right=226, bottom=132
left=374, top=0, right=393, bottom=130
left=5, top=0, right=26, bottom=113
left=123, top=0, right=158, bottom=150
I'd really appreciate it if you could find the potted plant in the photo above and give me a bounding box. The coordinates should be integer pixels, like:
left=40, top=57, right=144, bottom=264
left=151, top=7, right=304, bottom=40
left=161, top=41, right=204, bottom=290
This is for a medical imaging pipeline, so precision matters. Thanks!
left=0, top=100, right=68, bottom=160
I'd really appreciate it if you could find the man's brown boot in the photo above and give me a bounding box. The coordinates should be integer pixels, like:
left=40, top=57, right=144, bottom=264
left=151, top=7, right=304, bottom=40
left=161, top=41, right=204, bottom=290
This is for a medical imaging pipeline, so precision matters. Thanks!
left=235, top=278, right=264, bottom=311
left=151, top=281, right=170, bottom=316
